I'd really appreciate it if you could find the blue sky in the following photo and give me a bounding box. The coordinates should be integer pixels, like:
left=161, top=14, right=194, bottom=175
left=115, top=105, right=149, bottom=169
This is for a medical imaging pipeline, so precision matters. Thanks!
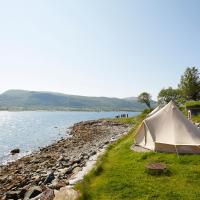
left=0, top=0, right=199, bottom=100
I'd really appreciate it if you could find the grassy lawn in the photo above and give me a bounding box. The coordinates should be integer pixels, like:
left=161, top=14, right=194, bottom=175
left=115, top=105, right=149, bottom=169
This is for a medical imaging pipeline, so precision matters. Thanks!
left=192, top=114, right=200, bottom=123
left=77, top=114, right=200, bottom=200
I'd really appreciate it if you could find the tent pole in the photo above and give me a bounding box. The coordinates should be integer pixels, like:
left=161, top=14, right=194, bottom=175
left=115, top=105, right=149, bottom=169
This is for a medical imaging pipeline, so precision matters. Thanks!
left=174, top=145, right=179, bottom=159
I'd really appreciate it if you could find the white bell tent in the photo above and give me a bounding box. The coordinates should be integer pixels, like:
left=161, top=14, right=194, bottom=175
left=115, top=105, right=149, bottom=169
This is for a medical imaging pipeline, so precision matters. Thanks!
left=135, top=101, right=200, bottom=154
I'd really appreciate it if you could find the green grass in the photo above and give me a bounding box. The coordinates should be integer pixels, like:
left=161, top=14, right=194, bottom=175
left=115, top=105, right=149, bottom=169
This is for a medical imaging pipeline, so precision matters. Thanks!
left=76, top=113, right=200, bottom=200
left=106, top=109, right=152, bottom=125
left=107, top=116, right=136, bottom=125
left=192, top=114, right=200, bottom=123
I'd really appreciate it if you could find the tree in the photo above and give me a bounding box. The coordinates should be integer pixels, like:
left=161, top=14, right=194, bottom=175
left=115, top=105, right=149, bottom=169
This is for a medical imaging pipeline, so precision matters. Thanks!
left=138, top=92, right=152, bottom=109
left=157, top=87, right=182, bottom=105
left=178, top=67, right=200, bottom=101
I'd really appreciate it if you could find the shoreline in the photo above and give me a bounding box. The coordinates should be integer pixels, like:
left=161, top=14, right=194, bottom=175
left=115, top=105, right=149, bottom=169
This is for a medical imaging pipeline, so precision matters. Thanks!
left=0, top=128, right=72, bottom=166
left=0, top=119, right=133, bottom=199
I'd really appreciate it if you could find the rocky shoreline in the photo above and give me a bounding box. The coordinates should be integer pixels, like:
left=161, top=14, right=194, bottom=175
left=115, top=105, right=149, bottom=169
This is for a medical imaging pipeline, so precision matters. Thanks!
left=0, top=119, right=133, bottom=200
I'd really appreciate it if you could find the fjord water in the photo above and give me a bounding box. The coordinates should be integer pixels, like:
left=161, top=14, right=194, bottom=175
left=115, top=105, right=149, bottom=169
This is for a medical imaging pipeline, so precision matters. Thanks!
left=0, top=111, right=139, bottom=165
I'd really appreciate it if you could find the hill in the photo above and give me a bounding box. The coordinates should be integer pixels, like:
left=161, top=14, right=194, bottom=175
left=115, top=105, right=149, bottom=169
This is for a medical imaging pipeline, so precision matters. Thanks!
left=0, top=90, right=156, bottom=111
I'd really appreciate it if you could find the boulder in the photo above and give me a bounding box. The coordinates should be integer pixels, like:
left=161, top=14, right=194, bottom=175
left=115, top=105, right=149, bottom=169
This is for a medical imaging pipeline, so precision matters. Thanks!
left=23, top=186, right=42, bottom=200
left=49, top=180, right=66, bottom=190
left=90, top=151, right=96, bottom=156
left=44, top=172, right=55, bottom=185
left=57, top=156, right=64, bottom=162
left=19, top=188, right=28, bottom=199
left=40, top=188, right=55, bottom=200
left=58, top=167, right=72, bottom=178
left=146, top=163, right=167, bottom=175
left=29, top=194, right=42, bottom=200
left=32, top=175, right=41, bottom=185
left=11, top=148, right=20, bottom=155
left=5, top=191, right=20, bottom=200
left=60, top=161, right=71, bottom=167
left=72, top=167, right=82, bottom=175
left=53, top=187, right=79, bottom=200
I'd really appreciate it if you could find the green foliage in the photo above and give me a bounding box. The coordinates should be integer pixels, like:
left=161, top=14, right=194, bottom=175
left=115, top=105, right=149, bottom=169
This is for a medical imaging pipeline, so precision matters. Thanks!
left=157, top=87, right=182, bottom=105
left=77, top=115, right=200, bottom=200
left=192, top=114, right=200, bottom=123
left=138, top=92, right=152, bottom=109
left=178, top=67, right=200, bottom=101
left=141, top=108, right=153, bottom=115
left=185, top=101, right=200, bottom=108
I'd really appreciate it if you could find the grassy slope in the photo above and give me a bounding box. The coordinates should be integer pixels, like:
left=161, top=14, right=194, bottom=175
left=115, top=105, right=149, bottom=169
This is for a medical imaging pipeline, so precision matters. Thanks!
left=77, top=114, right=200, bottom=200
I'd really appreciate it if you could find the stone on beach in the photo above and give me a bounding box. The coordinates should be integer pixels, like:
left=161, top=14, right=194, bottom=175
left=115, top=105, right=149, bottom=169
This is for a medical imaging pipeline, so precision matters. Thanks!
left=5, top=190, right=20, bottom=200
left=10, top=148, right=20, bottom=155
left=53, top=187, right=80, bottom=200
left=23, top=186, right=42, bottom=200
left=40, top=188, right=55, bottom=200
left=43, top=171, right=55, bottom=184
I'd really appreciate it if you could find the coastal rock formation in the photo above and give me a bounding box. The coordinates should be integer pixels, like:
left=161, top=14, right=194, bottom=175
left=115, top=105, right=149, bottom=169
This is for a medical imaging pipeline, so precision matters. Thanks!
left=10, top=148, right=20, bottom=155
left=0, top=120, right=133, bottom=199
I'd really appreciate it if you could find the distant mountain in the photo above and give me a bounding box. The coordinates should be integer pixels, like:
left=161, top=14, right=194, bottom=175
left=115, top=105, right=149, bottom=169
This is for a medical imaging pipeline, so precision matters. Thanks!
left=124, top=97, right=138, bottom=101
left=0, top=90, right=156, bottom=111
left=124, top=97, right=157, bottom=107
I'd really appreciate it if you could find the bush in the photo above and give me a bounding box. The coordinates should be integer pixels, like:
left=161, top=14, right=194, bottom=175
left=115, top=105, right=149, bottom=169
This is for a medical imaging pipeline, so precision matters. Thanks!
left=185, top=101, right=200, bottom=108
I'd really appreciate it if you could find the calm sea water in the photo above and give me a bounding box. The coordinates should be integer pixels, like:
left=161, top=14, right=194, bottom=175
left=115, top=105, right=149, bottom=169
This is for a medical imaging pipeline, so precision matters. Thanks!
left=0, top=111, right=139, bottom=165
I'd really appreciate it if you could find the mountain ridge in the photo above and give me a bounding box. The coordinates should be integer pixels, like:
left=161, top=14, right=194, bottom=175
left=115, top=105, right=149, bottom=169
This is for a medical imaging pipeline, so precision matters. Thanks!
left=0, top=90, right=156, bottom=111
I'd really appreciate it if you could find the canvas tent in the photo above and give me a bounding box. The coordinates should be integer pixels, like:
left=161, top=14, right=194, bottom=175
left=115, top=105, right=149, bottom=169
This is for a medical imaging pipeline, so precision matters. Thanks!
left=135, top=101, right=200, bottom=154
left=147, top=105, right=162, bottom=117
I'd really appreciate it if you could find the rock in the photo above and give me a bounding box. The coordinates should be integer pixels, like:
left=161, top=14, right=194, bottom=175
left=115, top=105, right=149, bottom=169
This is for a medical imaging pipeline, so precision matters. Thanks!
left=58, top=168, right=69, bottom=177
left=146, top=163, right=167, bottom=175
left=18, top=188, right=28, bottom=199
left=58, top=167, right=72, bottom=178
left=49, top=180, right=66, bottom=190
left=5, top=191, right=20, bottom=200
left=57, top=156, right=64, bottom=162
left=29, top=194, right=42, bottom=200
left=1, top=196, right=6, bottom=200
left=53, top=187, right=80, bottom=200
left=11, top=148, right=20, bottom=155
left=44, top=171, right=55, bottom=185
left=72, top=167, right=82, bottom=174
left=104, top=141, right=109, bottom=145
left=32, top=175, right=41, bottom=185
left=90, top=151, right=96, bottom=156
left=0, top=175, right=8, bottom=183
left=71, top=163, right=78, bottom=169
left=60, top=161, right=71, bottom=167
left=58, top=156, right=70, bottom=163
left=40, top=188, right=55, bottom=200
left=23, top=186, right=42, bottom=200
